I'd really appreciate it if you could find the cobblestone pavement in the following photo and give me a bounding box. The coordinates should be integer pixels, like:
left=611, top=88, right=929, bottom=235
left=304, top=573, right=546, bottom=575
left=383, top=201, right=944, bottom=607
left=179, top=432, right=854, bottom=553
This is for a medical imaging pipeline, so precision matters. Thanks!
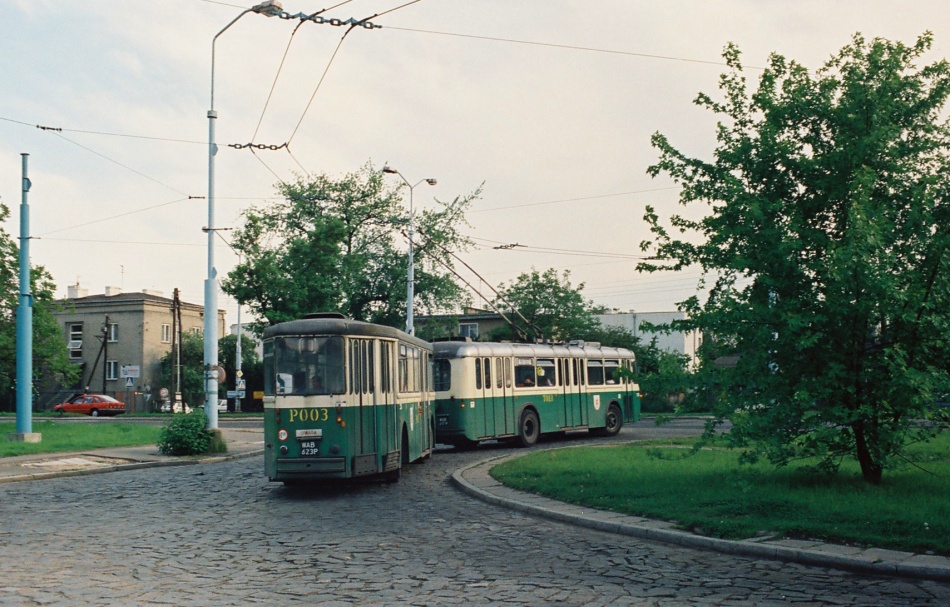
left=2, top=419, right=947, bottom=606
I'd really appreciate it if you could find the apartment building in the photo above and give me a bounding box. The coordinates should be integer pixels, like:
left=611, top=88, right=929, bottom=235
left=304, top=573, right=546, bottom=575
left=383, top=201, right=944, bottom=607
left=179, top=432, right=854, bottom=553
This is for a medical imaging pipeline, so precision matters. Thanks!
left=51, top=284, right=225, bottom=411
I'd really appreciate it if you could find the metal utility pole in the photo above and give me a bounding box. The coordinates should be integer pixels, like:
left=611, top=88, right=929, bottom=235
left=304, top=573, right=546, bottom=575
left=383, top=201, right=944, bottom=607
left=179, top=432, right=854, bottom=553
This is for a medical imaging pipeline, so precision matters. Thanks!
left=13, top=153, right=39, bottom=442
left=381, top=166, right=437, bottom=336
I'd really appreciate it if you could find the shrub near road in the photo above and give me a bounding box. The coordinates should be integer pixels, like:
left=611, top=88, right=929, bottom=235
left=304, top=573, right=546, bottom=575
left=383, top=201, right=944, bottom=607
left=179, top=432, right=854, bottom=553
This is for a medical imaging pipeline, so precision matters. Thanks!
left=491, top=433, right=950, bottom=556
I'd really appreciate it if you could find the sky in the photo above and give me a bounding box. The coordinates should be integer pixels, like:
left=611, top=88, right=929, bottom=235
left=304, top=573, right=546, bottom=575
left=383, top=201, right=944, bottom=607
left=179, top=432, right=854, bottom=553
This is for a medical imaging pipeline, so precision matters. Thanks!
left=2, top=0, right=949, bottom=328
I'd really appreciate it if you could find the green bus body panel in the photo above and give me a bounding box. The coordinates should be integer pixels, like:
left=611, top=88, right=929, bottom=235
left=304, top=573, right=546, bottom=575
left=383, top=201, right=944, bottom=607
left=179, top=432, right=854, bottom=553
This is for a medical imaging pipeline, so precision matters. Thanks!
left=264, top=400, right=431, bottom=481
left=435, top=390, right=640, bottom=444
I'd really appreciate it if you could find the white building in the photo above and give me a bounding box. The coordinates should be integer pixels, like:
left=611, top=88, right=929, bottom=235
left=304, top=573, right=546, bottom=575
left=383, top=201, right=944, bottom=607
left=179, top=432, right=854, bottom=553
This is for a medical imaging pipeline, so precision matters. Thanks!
left=595, top=312, right=700, bottom=368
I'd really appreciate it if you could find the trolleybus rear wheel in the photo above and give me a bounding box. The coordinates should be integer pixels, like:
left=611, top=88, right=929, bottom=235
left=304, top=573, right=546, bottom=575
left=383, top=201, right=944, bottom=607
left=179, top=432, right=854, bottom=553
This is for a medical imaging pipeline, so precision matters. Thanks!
left=592, top=402, right=623, bottom=437
left=517, top=408, right=540, bottom=448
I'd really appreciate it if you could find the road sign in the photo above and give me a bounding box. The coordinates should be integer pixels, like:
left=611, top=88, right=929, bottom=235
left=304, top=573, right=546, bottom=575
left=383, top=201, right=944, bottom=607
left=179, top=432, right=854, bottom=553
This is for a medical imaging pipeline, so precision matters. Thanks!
left=237, top=378, right=246, bottom=390
left=121, top=365, right=140, bottom=378
left=238, top=390, right=246, bottom=399
left=160, top=387, right=170, bottom=399
left=125, top=377, right=134, bottom=388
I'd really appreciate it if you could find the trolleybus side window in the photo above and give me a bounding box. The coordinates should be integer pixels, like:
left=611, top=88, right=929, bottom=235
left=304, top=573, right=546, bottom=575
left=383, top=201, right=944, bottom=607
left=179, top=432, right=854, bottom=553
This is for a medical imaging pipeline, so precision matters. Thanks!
left=381, top=342, right=392, bottom=393
left=505, top=358, right=512, bottom=388
left=496, top=358, right=503, bottom=389
left=515, top=357, right=536, bottom=387
left=434, top=359, right=451, bottom=391
left=263, top=340, right=275, bottom=394
left=399, top=345, right=408, bottom=392
left=483, top=358, right=491, bottom=390
left=475, top=358, right=482, bottom=390
left=605, top=359, right=620, bottom=385
left=537, top=358, right=555, bottom=386
left=587, top=359, right=605, bottom=385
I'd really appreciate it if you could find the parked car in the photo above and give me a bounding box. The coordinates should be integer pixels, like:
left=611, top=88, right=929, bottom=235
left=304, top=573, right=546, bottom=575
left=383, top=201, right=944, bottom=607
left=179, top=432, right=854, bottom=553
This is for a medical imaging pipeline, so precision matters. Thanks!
left=54, top=393, right=126, bottom=417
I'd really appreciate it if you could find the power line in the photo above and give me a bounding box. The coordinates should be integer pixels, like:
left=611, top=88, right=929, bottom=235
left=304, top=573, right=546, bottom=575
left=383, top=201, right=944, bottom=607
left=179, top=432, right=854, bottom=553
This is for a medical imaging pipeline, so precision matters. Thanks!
left=0, top=115, right=203, bottom=145
left=470, top=187, right=678, bottom=213
left=384, top=26, right=764, bottom=70
left=38, top=197, right=195, bottom=237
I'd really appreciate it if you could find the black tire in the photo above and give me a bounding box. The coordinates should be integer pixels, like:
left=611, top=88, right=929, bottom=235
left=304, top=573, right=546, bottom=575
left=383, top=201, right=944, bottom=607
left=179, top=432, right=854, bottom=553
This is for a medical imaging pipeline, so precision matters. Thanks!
left=603, top=402, right=623, bottom=436
left=90, top=409, right=99, bottom=417
left=516, top=408, right=540, bottom=448
left=591, top=402, right=623, bottom=437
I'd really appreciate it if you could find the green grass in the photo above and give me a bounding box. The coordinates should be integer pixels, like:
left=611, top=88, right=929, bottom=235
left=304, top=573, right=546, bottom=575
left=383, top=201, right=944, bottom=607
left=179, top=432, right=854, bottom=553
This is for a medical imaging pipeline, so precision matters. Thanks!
left=1, top=421, right=162, bottom=457
left=491, top=432, right=950, bottom=556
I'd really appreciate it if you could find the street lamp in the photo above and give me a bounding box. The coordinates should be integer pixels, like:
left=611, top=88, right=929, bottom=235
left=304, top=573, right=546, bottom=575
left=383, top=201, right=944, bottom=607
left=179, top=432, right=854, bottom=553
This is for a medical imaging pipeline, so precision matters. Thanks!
left=205, top=0, right=282, bottom=429
left=382, top=166, right=437, bottom=336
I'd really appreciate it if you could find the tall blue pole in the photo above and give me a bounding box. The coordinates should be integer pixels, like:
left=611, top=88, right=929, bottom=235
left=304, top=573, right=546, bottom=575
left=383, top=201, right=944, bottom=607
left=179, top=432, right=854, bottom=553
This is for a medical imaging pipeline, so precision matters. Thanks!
left=16, top=153, right=34, bottom=436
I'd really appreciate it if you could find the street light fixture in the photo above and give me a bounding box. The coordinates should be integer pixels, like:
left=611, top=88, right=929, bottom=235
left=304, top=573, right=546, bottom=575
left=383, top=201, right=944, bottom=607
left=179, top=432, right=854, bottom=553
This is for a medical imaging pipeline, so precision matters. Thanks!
left=204, top=0, right=282, bottom=429
left=382, top=166, right=437, bottom=336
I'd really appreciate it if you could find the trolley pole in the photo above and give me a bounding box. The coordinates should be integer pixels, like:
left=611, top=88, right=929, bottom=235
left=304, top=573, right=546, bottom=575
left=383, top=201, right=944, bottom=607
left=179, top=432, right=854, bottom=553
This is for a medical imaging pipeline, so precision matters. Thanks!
left=13, top=153, right=40, bottom=443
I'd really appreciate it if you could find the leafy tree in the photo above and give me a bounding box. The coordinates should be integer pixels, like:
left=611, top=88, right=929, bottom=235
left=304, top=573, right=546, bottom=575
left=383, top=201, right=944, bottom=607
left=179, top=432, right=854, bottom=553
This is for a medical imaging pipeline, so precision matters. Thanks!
left=641, top=34, right=950, bottom=483
left=158, top=331, right=204, bottom=407
left=488, top=268, right=600, bottom=341
left=222, top=162, right=478, bottom=330
left=0, top=201, right=78, bottom=409
left=218, top=333, right=263, bottom=411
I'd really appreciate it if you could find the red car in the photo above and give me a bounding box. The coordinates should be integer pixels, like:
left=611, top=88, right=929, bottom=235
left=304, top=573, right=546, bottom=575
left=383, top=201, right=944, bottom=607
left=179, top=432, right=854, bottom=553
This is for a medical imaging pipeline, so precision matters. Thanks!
left=54, top=394, right=126, bottom=417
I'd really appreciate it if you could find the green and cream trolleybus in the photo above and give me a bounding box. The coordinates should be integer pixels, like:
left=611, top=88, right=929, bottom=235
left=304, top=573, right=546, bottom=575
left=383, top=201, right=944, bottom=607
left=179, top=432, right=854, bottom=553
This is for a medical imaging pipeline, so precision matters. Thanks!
left=433, top=340, right=640, bottom=448
left=263, top=314, right=434, bottom=483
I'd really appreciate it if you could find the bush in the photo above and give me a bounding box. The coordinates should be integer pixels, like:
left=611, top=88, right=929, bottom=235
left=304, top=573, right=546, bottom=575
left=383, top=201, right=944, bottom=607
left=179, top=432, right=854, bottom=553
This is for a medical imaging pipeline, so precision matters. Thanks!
left=158, top=410, right=221, bottom=456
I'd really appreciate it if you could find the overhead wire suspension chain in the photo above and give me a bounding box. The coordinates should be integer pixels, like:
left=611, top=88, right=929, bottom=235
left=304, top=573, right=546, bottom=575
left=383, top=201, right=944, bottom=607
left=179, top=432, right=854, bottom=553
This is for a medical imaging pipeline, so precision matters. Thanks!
left=274, top=11, right=382, bottom=29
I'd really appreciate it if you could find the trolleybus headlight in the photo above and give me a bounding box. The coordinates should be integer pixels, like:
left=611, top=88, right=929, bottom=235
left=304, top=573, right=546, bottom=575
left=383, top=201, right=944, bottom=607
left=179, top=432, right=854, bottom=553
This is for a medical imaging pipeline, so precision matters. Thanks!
left=278, top=429, right=288, bottom=441
left=330, top=444, right=341, bottom=455
left=279, top=445, right=289, bottom=455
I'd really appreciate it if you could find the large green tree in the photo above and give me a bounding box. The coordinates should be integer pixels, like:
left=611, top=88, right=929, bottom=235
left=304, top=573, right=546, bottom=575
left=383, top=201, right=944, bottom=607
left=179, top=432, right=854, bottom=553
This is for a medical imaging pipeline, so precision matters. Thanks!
left=641, top=34, right=950, bottom=483
left=488, top=268, right=601, bottom=342
left=222, top=163, right=477, bottom=330
left=0, top=201, right=78, bottom=409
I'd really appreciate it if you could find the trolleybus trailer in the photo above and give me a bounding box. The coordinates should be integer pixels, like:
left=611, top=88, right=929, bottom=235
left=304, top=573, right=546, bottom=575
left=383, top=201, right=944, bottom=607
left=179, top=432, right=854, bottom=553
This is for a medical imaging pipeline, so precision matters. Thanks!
left=263, top=315, right=434, bottom=483
left=432, top=340, right=640, bottom=448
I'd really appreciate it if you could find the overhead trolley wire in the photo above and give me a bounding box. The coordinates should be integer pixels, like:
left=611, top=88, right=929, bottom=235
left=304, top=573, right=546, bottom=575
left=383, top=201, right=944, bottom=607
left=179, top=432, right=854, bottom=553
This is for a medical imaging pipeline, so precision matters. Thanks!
left=383, top=26, right=764, bottom=70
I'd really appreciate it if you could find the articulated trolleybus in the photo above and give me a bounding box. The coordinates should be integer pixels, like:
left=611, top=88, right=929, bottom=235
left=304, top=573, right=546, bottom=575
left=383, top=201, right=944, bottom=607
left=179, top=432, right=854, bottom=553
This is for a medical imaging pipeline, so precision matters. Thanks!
left=263, top=314, right=434, bottom=483
left=433, top=340, right=640, bottom=448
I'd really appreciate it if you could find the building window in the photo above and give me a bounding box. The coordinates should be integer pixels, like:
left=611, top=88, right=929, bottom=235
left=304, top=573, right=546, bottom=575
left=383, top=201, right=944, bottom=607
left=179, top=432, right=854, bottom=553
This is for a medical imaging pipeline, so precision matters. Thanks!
left=161, top=324, right=171, bottom=343
left=106, top=360, right=119, bottom=381
left=191, top=327, right=203, bottom=335
left=107, top=323, right=119, bottom=343
left=459, top=322, right=478, bottom=339
left=68, top=323, right=83, bottom=360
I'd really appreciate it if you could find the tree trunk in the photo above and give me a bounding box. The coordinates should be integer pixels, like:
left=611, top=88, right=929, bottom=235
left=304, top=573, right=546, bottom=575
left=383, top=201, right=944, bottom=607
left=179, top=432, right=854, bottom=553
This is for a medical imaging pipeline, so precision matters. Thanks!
left=852, top=422, right=883, bottom=484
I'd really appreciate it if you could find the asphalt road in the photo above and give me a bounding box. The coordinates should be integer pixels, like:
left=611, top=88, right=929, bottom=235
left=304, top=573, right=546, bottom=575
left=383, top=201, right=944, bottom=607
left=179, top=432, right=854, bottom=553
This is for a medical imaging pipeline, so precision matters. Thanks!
left=2, top=418, right=947, bottom=606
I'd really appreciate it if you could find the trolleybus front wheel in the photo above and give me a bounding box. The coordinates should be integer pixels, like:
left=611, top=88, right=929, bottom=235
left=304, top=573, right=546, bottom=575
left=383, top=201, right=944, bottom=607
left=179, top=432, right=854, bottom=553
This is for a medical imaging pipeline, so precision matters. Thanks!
left=517, top=408, right=540, bottom=448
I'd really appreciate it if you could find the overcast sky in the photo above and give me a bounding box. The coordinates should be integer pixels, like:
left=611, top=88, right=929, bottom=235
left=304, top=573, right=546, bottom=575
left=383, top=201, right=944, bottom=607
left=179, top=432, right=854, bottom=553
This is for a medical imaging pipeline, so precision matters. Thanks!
left=3, top=0, right=949, bottom=326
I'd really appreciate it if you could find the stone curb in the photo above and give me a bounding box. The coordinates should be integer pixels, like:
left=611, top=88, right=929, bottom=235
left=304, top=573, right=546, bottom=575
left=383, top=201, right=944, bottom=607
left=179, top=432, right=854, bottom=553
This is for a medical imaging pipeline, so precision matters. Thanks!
left=0, top=448, right=265, bottom=485
left=451, top=454, right=950, bottom=583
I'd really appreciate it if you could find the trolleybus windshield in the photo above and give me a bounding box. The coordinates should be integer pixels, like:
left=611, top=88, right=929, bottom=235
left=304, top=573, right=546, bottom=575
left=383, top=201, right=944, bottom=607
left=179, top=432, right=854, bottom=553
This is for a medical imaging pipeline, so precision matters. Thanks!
left=265, top=336, right=345, bottom=396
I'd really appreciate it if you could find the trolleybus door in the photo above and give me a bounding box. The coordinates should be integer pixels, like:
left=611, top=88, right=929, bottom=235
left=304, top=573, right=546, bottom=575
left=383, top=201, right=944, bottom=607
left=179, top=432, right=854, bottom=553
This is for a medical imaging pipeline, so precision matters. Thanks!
left=572, top=358, right=588, bottom=427
left=494, top=357, right=511, bottom=436
left=474, top=357, right=493, bottom=438
left=378, top=340, right=398, bottom=466
left=352, top=339, right=377, bottom=459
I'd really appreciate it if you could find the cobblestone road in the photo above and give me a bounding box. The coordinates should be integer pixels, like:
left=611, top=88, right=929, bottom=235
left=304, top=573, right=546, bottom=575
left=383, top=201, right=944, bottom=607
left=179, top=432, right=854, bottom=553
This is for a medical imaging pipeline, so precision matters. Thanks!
left=2, top=419, right=947, bottom=606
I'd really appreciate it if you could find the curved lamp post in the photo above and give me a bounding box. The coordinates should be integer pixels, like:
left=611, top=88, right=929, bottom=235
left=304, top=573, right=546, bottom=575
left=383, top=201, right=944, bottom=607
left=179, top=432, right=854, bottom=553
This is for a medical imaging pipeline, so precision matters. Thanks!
left=382, top=166, right=436, bottom=336
left=204, top=0, right=282, bottom=428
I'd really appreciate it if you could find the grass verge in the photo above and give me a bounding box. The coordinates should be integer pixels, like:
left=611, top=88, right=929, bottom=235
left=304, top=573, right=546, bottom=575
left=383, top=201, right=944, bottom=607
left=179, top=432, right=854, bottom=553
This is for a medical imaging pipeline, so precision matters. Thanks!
left=1, top=421, right=162, bottom=458
left=491, top=432, right=950, bottom=556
